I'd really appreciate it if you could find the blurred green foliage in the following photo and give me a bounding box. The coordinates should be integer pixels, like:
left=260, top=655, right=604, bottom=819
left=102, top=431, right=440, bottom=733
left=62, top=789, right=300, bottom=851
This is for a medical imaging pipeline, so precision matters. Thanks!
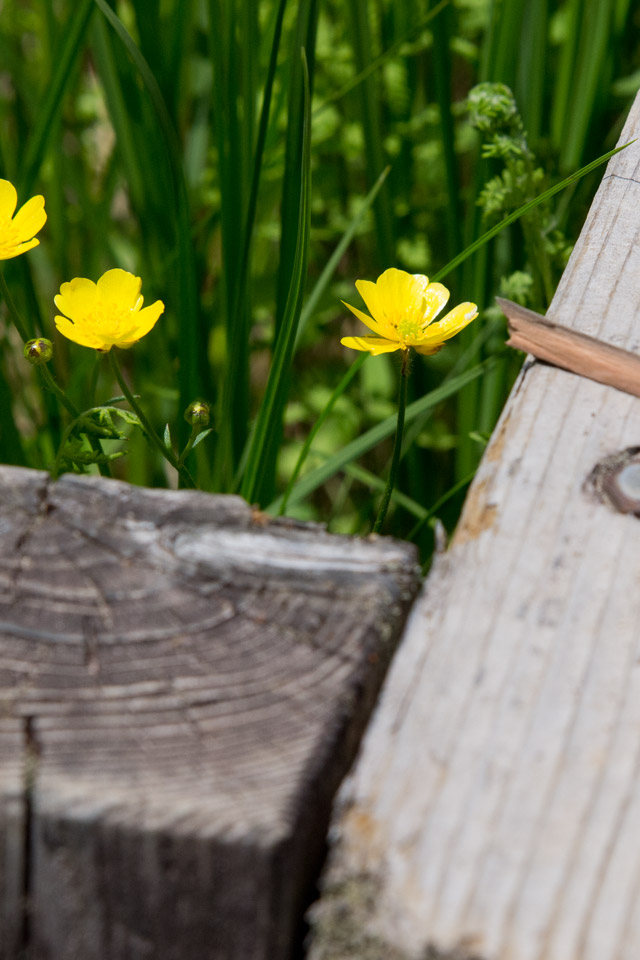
left=0, top=0, right=638, bottom=560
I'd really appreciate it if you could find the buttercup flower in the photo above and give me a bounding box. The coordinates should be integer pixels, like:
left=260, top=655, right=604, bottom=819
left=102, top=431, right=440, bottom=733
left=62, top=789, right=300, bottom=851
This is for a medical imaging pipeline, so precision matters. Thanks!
left=54, top=268, right=164, bottom=351
left=0, top=179, right=47, bottom=260
left=341, top=267, right=478, bottom=356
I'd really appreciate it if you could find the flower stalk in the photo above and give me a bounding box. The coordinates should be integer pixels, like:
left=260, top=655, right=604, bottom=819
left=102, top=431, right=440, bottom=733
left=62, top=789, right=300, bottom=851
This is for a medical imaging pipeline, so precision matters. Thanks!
left=107, top=349, right=195, bottom=488
left=373, top=349, right=409, bottom=534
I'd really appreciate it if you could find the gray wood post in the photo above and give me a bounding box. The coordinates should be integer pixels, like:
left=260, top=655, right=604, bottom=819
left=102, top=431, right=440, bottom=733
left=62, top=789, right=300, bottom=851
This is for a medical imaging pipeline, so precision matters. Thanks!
left=308, top=93, right=640, bottom=960
left=0, top=468, right=419, bottom=959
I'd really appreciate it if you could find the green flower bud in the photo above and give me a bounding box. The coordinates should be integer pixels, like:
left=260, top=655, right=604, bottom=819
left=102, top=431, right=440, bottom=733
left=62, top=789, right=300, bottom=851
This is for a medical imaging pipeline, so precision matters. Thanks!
left=24, top=338, right=53, bottom=365
left=184, top=400, right=210, bottom=428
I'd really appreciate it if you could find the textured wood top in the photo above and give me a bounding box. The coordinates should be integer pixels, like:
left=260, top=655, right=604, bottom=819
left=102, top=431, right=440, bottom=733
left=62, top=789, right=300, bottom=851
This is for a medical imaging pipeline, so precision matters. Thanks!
left=0, top=467, right=419, bottom=960
left=308, top=95, right=640, bottom=960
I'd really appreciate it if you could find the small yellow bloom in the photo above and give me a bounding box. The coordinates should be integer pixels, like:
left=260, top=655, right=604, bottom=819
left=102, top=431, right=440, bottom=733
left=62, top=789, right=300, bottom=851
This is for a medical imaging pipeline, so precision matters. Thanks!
left=54, top=268, right=164, bottom=351
left=0, top=179, right=47, bottom=260
left=341, top=267, right=478, bottom=356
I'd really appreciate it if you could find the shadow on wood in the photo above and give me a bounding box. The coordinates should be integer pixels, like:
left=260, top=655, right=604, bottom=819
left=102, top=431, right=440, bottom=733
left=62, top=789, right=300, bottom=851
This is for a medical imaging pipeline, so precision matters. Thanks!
left=0, top=467, right=419, bottom=960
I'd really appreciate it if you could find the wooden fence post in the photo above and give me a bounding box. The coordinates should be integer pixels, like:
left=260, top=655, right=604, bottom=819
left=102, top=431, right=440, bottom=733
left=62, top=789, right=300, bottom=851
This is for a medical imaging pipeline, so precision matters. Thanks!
left=0, top=467, right=419, bottom=959
left=308, top=93, right=640, bottom=960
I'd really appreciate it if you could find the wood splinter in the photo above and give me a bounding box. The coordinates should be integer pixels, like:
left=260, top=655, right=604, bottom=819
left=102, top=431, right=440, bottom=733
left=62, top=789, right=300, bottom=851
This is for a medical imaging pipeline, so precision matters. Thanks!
left=498, top=296, right=640, bottom=400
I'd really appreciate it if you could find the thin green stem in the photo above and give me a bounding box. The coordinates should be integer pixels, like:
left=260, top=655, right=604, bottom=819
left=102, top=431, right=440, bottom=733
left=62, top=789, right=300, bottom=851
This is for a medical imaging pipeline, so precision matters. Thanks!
left=51, top=419, right=78, bottom=480
left=372, top=350, right=409, bottom=535
left=38, top=367, right=111, bottom=477
left=177, top=423, right=199, bottom=469
left=107, top=349, right=195, bottom=488
left=37, top=365, right=80, bottom=419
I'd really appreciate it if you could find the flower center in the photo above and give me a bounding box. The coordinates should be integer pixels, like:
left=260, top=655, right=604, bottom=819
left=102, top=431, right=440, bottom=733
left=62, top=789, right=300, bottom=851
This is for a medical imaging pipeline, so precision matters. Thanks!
left=396, top=313, right=424, bottom=341
left=86, top=301, right=131, bottom=337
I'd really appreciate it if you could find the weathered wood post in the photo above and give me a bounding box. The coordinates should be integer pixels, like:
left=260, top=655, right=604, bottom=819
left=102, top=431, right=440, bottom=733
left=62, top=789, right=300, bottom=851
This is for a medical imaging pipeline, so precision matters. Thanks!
left=307, top=93, right=640, bottom=960
left=0, top=468, right=419, bottom=959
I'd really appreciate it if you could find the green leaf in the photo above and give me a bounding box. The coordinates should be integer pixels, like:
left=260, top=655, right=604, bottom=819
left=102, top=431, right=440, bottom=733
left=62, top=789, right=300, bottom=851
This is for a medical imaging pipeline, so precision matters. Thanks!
left=213, top=0, right=289, bottom=486
left=191, top=427, right=214, bottom=450
left=21, top=0, right=95, bottom=194
left=92, top=0, right=205, bottom=436
left=240, top=49, right=313, bottom=505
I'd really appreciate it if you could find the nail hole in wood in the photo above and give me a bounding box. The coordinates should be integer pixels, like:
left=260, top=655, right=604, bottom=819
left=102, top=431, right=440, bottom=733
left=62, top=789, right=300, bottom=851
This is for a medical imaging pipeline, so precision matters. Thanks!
left=586, top=447, right=640, bottom=515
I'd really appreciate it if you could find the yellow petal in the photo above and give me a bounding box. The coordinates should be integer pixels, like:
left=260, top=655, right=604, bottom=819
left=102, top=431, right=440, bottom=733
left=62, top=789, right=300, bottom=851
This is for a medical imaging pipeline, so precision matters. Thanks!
left=116, top=300, right=164, bottom=345
left=419, top=302, right=478, bottom=343
left=420, top=282, right=450, bottom=324
left=54, top=278, right=99, bottom=323
left=55, top=315, right=106, bottom=350
left=12, top=195, right=46, bottom=243
left=354, top=278, right=392, bottom=331
left=373, top=268, right=431, bottom=320
left=341, top=336, right=401, bottom=355
left=0, top=180, right=17, bottom=220
left=414, top=342, right=444, bottom=356
left=1, top=238, right=39, bottom=259
left=342, top=299, right=388, bottom=337
left=97, top=268, right=142, bottom=310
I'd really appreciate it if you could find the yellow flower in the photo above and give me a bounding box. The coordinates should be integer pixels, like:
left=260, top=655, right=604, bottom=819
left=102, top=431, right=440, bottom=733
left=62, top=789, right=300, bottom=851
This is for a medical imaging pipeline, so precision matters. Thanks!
left=54, top=268, right=164, bottom=351
left=0, top=179, right=47, bottom=260
left=340, top=267, right=478, bottom=356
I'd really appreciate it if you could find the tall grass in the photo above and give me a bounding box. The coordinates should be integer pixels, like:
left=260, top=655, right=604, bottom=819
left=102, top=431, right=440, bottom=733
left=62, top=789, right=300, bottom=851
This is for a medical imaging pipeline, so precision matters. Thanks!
left=0, top=0, right=637, bottom=560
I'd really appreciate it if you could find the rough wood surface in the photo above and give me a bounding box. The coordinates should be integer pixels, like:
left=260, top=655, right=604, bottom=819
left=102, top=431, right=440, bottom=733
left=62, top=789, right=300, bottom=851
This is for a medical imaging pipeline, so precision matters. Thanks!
left=0, top=466, right=419, bottom=960
left=308, top=95, right=640, bottom=960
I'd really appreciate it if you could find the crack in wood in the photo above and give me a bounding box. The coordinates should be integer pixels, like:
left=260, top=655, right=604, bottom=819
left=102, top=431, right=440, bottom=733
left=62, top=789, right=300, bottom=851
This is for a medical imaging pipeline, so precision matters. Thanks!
left=20, top=716, right=39, bottom=957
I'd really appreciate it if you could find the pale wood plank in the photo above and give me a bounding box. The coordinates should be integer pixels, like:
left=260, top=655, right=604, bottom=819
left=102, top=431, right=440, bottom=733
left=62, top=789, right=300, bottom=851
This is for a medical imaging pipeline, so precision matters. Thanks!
left=308, top=94, right=640, bottom=960
left=0, top=467, right=419, bottom=960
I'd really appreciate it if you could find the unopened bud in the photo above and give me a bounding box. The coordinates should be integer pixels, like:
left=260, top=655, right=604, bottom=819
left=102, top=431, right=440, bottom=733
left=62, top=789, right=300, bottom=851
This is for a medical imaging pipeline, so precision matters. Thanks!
left=184, top=400, right=210, bottom=428
left=24, top=338, right=53, bottom=365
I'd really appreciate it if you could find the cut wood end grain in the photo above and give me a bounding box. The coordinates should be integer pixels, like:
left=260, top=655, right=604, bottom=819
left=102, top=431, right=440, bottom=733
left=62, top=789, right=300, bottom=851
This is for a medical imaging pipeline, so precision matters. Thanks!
left=0, top=466, right=421, bottom=960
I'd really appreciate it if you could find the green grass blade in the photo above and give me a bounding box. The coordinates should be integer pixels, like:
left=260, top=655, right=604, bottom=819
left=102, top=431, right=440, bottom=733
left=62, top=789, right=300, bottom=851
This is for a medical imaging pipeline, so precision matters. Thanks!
left=558, top=0, right=616, bottom=170
left=483, top=0, right=523, bottom=85
left=551, top=0, right=582, bottom=152
left=93, top=0, right=205, bottom=434
left=274, top=0, right=318, bottom=340
left=268, top=358, right=495, bottom=513
left=431, top=0, right=462, bottom=258
left=518, top=0, right=548, bottom=142
left=296, top=165, right=391, bottom=344
left=21, top=0, right=94, bottom=195
left=347, top=0, right=394, bottom=265
left=407, top=471, right=476, bottom=540
left=432, top=141, right=632, bottom=284
left=240, top=49, right=312, bottom=506
left=217, top=0, right=289, bottom=484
